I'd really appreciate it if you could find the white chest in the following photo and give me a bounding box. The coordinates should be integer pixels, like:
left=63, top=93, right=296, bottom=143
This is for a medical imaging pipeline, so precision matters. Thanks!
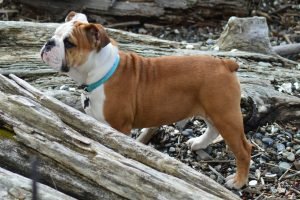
left=81, top=85, right=108, bottom=125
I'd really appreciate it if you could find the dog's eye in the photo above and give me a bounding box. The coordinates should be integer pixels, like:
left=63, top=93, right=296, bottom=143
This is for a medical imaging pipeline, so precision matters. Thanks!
left=63, top=38, right=76, bottom=49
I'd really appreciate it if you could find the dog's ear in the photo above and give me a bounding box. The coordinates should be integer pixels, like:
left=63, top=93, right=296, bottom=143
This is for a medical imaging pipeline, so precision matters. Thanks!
left=65, top=11, right=88, bottom=23
left=85, top=24, right=110, bottom=51
left=65, top=11, right=77, bottom=22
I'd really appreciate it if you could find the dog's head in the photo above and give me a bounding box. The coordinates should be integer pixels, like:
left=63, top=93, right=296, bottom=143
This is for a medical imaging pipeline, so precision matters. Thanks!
left=40, top=12, right=110, bottom=72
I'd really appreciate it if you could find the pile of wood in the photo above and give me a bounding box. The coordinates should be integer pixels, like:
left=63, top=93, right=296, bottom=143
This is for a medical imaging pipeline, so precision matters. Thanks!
left=19, top=0, right=251, bottom=23
left=0, top=16, right=299, bottom=199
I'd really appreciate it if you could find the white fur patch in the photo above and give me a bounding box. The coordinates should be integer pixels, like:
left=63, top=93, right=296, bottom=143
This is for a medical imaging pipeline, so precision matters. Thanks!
left=186, top=119, right=220, bottom=150
left=82, top=85, right=108, bottom=125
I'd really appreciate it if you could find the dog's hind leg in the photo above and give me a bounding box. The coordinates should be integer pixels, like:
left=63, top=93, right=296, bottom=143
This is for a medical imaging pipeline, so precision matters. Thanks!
left=209, top=108, right=252, bottom=189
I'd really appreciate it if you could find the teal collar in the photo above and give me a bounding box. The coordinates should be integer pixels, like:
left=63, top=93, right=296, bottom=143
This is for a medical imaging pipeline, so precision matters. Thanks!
left=84, top=55, right=120, bottom=92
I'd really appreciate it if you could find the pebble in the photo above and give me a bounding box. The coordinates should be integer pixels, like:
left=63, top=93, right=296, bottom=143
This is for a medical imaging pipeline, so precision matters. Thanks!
left=279, top=161, right=292, bottom=171
left=206, top=38, right=215, bottom=45
left=294, top=160, right=300, bottom=170
left=182, top=129, right=193, bottom=136
left=265, top=173, right=277, bottom=178
left=295, top=149, right=300, bottom=156
left=276, top=143, right=285, bottom=152
left=169, top=147, right=176, bottom=153
left=271, top=125, right=279, bottom=134
left=294, top=144, right=300, bottom=150
left=173, top=29, right=180, bottom=34
left=195, top=150, right=212, bottom=161
left=262, top=137, right=274, bottom=146
left=283, top=152, right=295, bottom=162
left=69, top=87, right=76, bottom=92
left=210, top=174, right=217, bottom=180
left=185, top=44, right=194, bottom=49
left=258, top=61, right=272, bottom=67
left=249, top=180, right=258, bottom=187
left=254, top=132, right=263, bottom=139
left=270, top=186, right=277, bottom=194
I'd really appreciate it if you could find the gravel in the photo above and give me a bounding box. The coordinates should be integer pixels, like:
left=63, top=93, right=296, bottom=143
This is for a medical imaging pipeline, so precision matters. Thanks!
left=132, top=120, right=300, bottom=199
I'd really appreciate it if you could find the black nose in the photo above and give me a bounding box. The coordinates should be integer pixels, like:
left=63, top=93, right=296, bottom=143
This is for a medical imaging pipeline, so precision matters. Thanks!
left=44, top=39, right=55, bottom=51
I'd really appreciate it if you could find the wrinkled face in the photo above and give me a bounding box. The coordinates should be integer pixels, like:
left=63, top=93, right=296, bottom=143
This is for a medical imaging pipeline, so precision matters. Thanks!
left=40, top=12, right=110, bottom=72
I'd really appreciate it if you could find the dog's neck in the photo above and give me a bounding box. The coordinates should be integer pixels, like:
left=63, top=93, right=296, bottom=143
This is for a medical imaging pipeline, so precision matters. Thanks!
left=67, top=43, right=119, bottom=85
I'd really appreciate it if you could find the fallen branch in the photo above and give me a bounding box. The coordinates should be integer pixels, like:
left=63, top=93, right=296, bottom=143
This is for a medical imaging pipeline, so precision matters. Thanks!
left=273, top=43, right=300, bottom=56
left=0, top=167, right=76, bottom=200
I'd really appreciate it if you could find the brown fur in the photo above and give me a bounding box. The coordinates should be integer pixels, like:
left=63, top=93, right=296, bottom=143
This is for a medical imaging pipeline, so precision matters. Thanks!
left=65, top=22, right=110, bottom=68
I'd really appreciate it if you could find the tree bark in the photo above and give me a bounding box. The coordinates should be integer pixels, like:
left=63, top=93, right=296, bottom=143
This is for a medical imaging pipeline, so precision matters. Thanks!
left=273, top=43, right=300, bottom=56
left=0, top=167, right=76, bottom=200
left=216, top=16, right=274, bottom=54
left=0, top=139, right=125, bottom=200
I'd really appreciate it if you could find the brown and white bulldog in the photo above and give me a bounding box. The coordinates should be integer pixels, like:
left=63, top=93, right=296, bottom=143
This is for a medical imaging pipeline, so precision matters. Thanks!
left=41, top=11, right=252, bottom=189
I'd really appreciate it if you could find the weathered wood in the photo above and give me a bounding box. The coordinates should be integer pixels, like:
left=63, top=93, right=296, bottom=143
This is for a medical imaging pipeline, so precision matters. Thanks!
left=0, top=167, right=76, bottom=200
left=273, top=43, right=300, bottom=56
left=0, top=138, right=124, bottom=200
left=18, top=0, right=250, bottom=22
left=217, top=16, right=274, bottom=54
left=0, top=83, right=238, bottom=200
left=155, top=0, right=197, bottom=9
left=240, top=78, right=300, bottom=130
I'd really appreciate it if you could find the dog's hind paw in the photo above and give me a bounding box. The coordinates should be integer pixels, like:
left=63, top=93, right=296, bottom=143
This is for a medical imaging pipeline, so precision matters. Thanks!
left=225, top=174, right=247, bottom=189
left=186, top=137, right=208, bottom=151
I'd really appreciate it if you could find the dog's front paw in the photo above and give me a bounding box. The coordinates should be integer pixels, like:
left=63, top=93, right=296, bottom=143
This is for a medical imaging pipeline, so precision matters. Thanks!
left=225, top=174, right=247, bottom=189
left=186, top=137, right=208, bottom=151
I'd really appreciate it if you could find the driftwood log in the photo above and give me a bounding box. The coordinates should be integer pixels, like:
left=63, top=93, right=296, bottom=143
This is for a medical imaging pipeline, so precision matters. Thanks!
left=19, top=0, right=250, bottom=23
left=0, top=167, right=76, bottom=200
left=216, top=16, right=274, bottom=54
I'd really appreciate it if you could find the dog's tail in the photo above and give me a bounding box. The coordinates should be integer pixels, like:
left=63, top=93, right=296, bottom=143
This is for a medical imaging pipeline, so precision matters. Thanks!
left=223, top=59, right=239, bottom=72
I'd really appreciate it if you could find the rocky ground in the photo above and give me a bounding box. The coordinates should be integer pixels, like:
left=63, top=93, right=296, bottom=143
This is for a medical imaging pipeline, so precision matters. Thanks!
left=1, top=0, right=300, bottom=199
left=132, top=120, right=300, bottom=199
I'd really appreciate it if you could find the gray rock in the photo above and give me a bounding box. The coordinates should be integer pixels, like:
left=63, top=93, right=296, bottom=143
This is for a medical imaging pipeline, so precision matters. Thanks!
left=294, top=160, right=300, bottom=170
left=279, top=161, right=292, bottom=171
left=293, top=144, right=300, bottom=150
left=295, top=149, right=300, bottom=156
left=262, top=137, right=274, bottom=146
left=249, top=180, right=258, bottom=187
left=195, top=150, right=212, bottom=161
left=258, top=61, right=272, bottom=67
left=209, top=174, right=217, bottom=180
left=283, top=151, right=295, bottom=162
left=276, top=143, right=285, bottom=152
left=182, top=129, right=193, bottom=136
left=206, top=38, right=215, bottom=45
left=254, top=132, right=263, bottom=139
left=169, top=147, right=176, bottom=153
left=270, top=166, right=282, bottom=175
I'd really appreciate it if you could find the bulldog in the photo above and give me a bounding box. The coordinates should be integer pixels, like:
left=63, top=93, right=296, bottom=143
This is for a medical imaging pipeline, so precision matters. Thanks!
left=41, top=11, right=252, bottom=189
